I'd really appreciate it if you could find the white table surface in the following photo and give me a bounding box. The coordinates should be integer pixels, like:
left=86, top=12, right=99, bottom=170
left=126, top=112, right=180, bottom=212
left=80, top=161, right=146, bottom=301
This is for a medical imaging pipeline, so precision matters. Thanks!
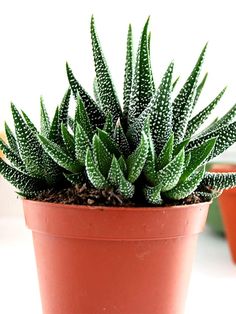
left=0, top=215, right=236, bottom=314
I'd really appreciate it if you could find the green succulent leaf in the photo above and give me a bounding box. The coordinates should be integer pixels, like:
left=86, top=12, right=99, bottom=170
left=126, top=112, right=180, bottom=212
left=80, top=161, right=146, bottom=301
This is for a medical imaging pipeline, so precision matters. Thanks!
left=180, top=138, right=216, bottom=182
left=58, top=88, right=71, bottom=127
left=193, top=72, right=208, bottom=106
left=40, top=97, right=50, bottom=137
left=91, top=16, right=121, bottom=122
left=75, top=123, right=91, bottom=165
left=142, top=117, right=157, bottom=184
left=38, top=135, right=81, bottom=173
left=185, top=87, right=226, bottom=138
left=64, top=172, right=83, bottom=185
left=172, top=76, right=180, bottom=91
left=21, top=110, right=38, bottom=133
left=164, top=165, right=205, bottom=200
left=75, top=95, right=93, bottom=140
left=66, top=63, right=105, bottom=129
left=92, top=134, right=113, bottom=177
left=172, top=44, right=207, bottom=143
left=61, top=123, right=74, bottom=156
left=127, top=62, right=174, bottom=149
left=85, top=148, right=108, bottom=189
left=122, top=24, right=133, bottom=126
left=118, top=155, right=127, bottom=174
left=149, top=62, right=174, bottom=152
left=0, top=138, right=26, bottom=172
left=202, top=172, right=236, bottom=190
left=128, top=17, right=154, bottom=123
left=4, top=122, right=18, bottom=153
left=204, top=102, right=236, bottom=134
left=156, top=148, right=185, bottom=192
left=49, top=107, right=60, bottom=143
left=98, top=129, right=121, bottom=157
left=0, top=158, right=44, bottom=193
left=156, top=133, right=174, bottom=170
left=114, top=125, right=131, bottom=156
left=127, top=131, right=149, bottom=183
left=108, top=156, right=134, bottom=198
left=147, top=32, right=155, bottom=92
left=103, top=112, right=114, bottom=137
left=68, top=116, right=74, bottom=131
left=93, top=77, right=101, bottom=106
left=143, top=184, right=163, bottom=205
left=188, top=121, right=236, bottom=160
left=11, top=104, right=44, bottom=178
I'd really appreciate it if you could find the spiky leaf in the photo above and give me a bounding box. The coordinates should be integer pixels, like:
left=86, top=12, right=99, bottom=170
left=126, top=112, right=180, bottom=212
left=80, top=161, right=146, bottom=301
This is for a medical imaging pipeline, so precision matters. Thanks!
left=164, top=165, right=205, bottom=200
left=188, top=121, right=236, bottom=160
left=11, top=104, right=44, bottom=178
left=61, top=123, right=74, bottom=156
left=103, top=113, right=114, bottom=137
left=0, top=158, right=44, bottom=193
left=180, top=138, right=216, bottom=182
left=149, top=62, right=174, bottom=152
left=156, top=133, right=174, bottom=170
left=108, top=156, right=134, bottom=198
left=156, top=148, right=185, bottom=191
left=92, top=134, right=112, bottom=177
left=123, top=24, right=133, bottom=125
left=75, top=95, right=93, bottom=140
left=127, top=131, right=149, bottom=183
left=202, top=172, right=236, bottom=190
left=93, top=77, right=101, bottom=105
left=90, top=16, right=121, bottom=122
left=193, top=72, right=208, bottom=106
left=21, top=110, right=38, bottom=133
left=64, top=172, right=83, bottom=185
left=85, top=148, right=108, bottom=189
left=75, top=123, right=91, bottom=165
left=38, top=135, right=81, bottom=173
left=98, top=129, right=120, bottom=157
left=58, top=88, right=71, bottom=127
left=4, top=122, right=18, bottom=153
left=128, top=17, right=154, bottom=123
left=172, top=44, right=207, bottom=143
left=40, top=97, right=50, bottom=136
left=143, top=184, right=163, bottom=205
left=0, top=138, right=26, bottom=173
left=114, top=125, right=131, bottom=156
left=185, top=87, right=226, bottom=137
left=66, top=63, right=105, bottom=129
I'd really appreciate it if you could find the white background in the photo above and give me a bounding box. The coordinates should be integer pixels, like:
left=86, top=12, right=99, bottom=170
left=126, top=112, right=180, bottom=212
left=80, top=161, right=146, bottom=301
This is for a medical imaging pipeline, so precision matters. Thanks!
left=1, top=0, right=236, bottom=159
left=1, top=0, right=236, bottom=313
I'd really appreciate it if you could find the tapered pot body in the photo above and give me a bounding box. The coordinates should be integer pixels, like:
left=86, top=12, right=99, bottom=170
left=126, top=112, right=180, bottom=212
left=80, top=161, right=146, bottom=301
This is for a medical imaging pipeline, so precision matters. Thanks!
left=23, top=200, right=209, bottom=314
left=211, top=164, right=236, bottom=263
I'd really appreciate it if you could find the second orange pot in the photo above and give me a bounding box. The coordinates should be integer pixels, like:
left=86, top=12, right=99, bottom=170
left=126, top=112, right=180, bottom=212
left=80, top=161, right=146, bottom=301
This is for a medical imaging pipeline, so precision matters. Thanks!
left=211, top=164, right=236, bottom=263
left=23, top=200, right=209, bottom=314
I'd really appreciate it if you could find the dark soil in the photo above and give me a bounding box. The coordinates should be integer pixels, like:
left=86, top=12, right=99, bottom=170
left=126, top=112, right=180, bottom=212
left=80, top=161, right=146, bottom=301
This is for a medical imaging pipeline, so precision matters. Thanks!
left=30, top=183, right=211, bottom=207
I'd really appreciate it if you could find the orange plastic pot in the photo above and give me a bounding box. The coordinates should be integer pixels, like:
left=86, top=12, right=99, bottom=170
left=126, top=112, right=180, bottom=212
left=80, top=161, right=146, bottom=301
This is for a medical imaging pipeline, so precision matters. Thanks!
left=23, top=200, right=209, bottom=314
left=211, top=164, right=236, bottom=263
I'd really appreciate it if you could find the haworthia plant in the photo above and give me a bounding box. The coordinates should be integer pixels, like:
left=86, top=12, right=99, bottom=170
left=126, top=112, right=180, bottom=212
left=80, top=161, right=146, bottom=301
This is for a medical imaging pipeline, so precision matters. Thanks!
left=1, top=17, right=236, bottom=205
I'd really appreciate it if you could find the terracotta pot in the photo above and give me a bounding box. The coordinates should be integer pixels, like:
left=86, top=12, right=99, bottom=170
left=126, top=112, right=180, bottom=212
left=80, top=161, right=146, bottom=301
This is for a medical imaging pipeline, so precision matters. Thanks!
left=211, top=164, right=236, bottom=263
left=23, top=199, right=209, bottom=314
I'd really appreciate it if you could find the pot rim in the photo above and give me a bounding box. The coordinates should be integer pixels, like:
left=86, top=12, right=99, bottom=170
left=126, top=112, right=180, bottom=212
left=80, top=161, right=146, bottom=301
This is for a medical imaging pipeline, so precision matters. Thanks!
left=23, top=199, right=211, bottom=212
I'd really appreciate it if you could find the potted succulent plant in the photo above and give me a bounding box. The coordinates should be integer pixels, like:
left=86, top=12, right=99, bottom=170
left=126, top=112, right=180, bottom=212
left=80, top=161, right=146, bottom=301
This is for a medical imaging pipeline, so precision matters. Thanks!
left=1, top=17, right=236, bottom=314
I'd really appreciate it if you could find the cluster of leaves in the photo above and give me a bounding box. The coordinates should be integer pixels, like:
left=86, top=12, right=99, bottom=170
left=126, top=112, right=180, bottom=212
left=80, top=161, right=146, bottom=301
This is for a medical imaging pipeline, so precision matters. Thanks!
left=1, top=17, right=236, bottom=205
